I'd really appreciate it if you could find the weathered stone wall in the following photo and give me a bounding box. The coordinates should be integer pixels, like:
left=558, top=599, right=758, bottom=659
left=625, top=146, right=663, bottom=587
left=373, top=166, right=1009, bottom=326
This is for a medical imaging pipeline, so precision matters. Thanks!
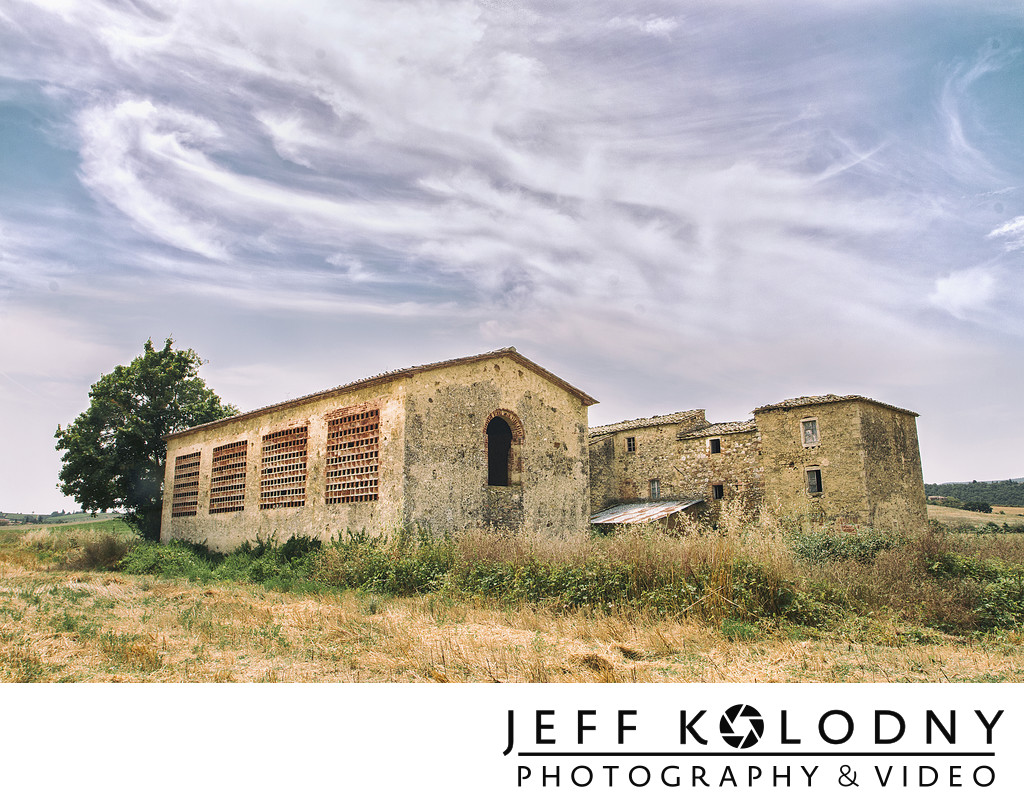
left=756, top=399, right=926, bottom=533
left=589, top=421, right=762, bottom=515
left=757, top=400, right=868, bottom=530
left=161, top=379, right=406, bottom=553
left=161, top=353, right=593, bottom=550
left=677, top=428, right=763, bottom=514
left=402, top=356, right=591, bottom=537
left=588, top=435, right=617, bottom=512
left=589, top=396, right=925, bottom=534
left=588, top=414, right=708, bottom=512
left=859, top=401, right=928, bottom=535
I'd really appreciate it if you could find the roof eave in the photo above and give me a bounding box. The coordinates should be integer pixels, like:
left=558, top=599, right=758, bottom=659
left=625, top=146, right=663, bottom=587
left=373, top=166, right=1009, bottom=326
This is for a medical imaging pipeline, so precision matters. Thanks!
left=164, top=347, right=597, bottom=441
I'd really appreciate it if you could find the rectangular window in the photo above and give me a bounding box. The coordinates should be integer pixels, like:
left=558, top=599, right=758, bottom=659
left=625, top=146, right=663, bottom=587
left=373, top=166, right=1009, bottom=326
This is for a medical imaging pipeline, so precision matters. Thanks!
left=209, top=440, right=247, bottom=514
left=259, top=426, right=308, bottom=509
left=712, top=484, right=724, bottom=500
left=626, top=436, right=636, bottom=452
left=801, top=418, right=820, bottom=447
left=709, top=438, right=721, bottom=454
left=171, top=451, right=200, bottom=517
left=650, top=479, right=660, bottom=499
left=326, top=406, right=380, bottom=503
left=807, top=469, right=823, bottom=495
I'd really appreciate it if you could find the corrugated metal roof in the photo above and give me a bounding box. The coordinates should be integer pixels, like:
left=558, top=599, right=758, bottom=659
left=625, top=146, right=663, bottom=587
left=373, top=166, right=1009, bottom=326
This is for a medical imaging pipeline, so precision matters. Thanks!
left=166, top=347, right=598, bottom=439
left=680, top=419, right=757, bottom=440
left=753, top=394, right=918, bottom=417
left=589, top=409, right=707, bottom=438
left=590, top=500, right=703, bottom=525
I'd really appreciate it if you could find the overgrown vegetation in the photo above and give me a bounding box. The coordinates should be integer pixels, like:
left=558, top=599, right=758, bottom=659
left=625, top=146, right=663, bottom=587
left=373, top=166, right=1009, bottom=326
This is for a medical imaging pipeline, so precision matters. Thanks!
left=97, top=504, right=1024, bottom=635
left=3, top=515, right=1024, bottom=682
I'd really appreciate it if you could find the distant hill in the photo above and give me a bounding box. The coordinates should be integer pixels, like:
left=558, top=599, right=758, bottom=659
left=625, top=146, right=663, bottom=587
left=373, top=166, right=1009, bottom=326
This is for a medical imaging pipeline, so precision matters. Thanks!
left=0, top=511, right=121, bottom=526
left=924, top=480, right=1024, bottom=508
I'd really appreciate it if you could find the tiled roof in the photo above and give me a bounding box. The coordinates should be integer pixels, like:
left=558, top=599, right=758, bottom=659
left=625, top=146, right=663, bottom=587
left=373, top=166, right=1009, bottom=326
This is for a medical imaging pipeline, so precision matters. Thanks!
left=166, top=347, right=597, bottom=439
left=589, top=409, right=707, bottom=438
left=753, top=394, right=918, bottom=417
left=590, top=500, right=704, bottom=525
left=679, top=420, right=756, bottom=440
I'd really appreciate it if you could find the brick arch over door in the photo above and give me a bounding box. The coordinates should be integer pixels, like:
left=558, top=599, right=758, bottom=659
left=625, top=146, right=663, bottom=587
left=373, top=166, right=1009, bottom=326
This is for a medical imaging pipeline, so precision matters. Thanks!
left=484, top=409, right=524, bottom=486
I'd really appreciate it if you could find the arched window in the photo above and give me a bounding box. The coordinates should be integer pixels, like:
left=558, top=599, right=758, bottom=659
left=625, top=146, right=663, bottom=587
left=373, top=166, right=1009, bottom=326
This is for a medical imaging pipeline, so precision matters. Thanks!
left=486, top=417, right=513, bottom=486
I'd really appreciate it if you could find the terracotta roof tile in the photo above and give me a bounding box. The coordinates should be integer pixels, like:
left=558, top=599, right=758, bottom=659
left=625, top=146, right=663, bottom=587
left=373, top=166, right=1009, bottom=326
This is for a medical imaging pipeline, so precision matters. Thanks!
left=753, top=394, right=918, bottom=417
left=167, top=347, right=597, bottom=439
left=589, top=409, right=707, bottom=438
left=679, top=420, right=757, bottom=439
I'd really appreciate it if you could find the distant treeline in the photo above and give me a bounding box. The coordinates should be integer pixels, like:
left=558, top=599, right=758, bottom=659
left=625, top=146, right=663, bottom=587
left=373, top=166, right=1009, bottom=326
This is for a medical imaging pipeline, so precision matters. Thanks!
left=925, top=480, right=1024, bottom=508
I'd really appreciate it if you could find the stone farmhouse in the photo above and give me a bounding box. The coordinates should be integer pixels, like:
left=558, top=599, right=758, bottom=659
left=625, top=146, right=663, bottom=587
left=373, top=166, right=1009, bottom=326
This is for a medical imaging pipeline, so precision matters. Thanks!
left=161, top=348, right=928, bottom=549
left=160, top=348, right=596, bottom=552
left=589, top=394, right=928, bottom=535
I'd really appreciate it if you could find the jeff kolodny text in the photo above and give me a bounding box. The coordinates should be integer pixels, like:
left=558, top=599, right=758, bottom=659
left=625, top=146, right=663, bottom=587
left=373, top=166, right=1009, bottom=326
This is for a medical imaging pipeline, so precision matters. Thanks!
left=503, top=703, right=1004, bottom=790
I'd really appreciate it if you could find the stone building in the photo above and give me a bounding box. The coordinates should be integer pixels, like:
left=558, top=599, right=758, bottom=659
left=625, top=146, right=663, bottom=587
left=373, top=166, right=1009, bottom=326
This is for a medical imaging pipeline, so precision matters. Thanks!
left=589, top=394, right=927, bottom=534
left=160, top=348, right=596, bottom=552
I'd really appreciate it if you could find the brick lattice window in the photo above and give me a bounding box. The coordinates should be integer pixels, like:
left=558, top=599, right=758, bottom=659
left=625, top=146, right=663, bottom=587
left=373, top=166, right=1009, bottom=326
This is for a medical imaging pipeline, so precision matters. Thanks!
left=260, top=426, right=308, bottom=509
left=209, top=440, right=247, bottom=514
left=326, top=407, right=380, bottom=503
left=626, top=436, right=636, bottom=452
left=171, top=451, right=201, bottom=517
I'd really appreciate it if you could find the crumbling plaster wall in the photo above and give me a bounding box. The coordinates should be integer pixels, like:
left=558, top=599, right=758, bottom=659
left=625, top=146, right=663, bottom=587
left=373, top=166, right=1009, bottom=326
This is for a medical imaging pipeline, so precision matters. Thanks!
left=756, top=400, right=868, bottom=529
left=402, top=356, right=591, bottom=537
left=858, top=401, right=928, bottom=534
left=160, top=379, right=406, bottom=553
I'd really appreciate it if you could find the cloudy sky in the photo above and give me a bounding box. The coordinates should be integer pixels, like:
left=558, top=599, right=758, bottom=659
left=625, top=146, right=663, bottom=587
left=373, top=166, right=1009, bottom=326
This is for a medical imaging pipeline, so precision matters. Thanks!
left=1, top=0, right=1022, bottom=512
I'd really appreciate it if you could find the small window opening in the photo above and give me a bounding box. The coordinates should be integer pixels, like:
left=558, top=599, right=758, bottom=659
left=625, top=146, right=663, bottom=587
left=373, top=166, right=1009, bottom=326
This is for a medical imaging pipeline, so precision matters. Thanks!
left=806, top=469, right=823, bottom=495
left=650, top=479, right=660, bottom=499
left=626, top=436, right=636, bottom=452
left=487, top=417, right=513, bottom=486
left=801, top=418, right=819, bottom=447
left=709, top=438, right=721, bottom=454
left=712, top=484, right=724, bottom=500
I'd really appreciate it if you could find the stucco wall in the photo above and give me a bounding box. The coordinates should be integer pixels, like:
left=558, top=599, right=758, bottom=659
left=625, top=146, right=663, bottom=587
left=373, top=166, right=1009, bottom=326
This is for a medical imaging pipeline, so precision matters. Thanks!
left=161, top=379, right=406, bottom=552
left=859, top=401, right=928, bottom=534
left=161, top=352, right=593, bottom=549
left=402, top=356, right=591, bottom=537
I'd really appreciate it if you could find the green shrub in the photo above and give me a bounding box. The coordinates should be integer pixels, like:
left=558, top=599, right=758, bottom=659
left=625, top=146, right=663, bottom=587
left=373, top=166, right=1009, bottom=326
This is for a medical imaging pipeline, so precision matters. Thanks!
left=117, top=541, right=213, bottom=581
left=791, top=528, right=905, bottom=564
left=926, top=552, right=1005, bottom=583
left=974, top=575, right=1024, bottom=629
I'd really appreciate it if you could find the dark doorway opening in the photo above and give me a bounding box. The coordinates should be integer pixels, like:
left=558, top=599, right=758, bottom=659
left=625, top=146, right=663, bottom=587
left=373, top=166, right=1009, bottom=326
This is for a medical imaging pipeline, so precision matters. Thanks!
left=487, top=417, right=513, bottom=486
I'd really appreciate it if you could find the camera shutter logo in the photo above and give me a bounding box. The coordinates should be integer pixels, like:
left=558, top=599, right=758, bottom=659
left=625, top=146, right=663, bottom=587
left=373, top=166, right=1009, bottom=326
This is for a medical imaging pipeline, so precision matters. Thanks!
left=720, top=704, right=764, bottom=749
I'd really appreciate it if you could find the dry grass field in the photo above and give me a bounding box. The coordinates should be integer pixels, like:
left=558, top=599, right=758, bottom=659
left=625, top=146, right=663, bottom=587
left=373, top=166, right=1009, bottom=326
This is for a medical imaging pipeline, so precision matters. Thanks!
left=928, top=503, right=1024, bottom=528
left=2, top=520, right=1024, bottom=683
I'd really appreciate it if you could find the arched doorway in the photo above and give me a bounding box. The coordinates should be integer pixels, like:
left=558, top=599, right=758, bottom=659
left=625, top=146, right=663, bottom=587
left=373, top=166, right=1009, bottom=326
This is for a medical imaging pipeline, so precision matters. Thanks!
left=486, top=417, right=513, bottom=486
left=484, top=410, right=523, bottom=487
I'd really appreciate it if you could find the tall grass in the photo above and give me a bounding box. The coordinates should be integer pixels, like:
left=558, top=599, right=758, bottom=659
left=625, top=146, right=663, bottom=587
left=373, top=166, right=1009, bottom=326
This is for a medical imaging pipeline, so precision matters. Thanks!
left=46, top=504, right=1024, bottom=635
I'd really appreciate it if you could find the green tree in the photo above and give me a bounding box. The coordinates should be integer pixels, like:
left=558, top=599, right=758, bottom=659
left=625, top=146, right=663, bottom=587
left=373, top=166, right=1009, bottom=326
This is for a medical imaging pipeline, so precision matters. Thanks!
left=55, top=339, right=238, bottom=540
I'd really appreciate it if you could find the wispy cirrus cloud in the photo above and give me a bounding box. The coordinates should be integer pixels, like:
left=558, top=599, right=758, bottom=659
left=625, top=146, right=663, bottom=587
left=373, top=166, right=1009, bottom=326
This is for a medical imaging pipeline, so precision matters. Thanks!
left=2, top=0, right=1024, bottom=509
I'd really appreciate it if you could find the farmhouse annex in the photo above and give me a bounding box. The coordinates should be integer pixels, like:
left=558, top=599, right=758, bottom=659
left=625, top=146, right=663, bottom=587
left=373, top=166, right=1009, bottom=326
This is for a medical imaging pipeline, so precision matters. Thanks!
left=589, top=394, right=928, bottom=535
